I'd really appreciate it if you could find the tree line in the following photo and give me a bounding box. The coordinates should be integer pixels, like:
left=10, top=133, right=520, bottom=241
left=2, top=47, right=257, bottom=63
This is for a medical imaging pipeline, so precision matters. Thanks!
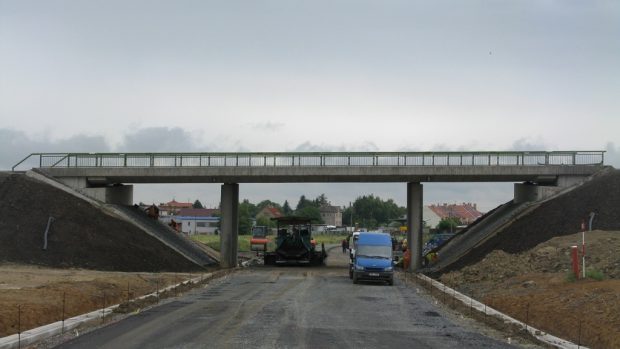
left=234, top=194, right=407, bottom=234
left=155, top=197, right=460, bottom=233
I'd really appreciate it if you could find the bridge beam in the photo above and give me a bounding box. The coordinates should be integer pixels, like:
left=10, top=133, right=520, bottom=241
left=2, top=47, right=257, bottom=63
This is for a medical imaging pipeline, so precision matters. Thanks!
left=407, top=182, right=423, bottom=272
left=220, top=183, right=239, bottom=268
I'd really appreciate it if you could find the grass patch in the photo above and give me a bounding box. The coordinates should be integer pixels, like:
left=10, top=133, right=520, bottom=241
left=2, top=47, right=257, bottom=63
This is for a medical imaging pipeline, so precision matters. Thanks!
left=565, top=269, right=605, bottom=282
left=312, top=234, right=350, bottom=245
left=586, top=269, right=605, bottom=281
left=191, top=234, right=277, bottom=252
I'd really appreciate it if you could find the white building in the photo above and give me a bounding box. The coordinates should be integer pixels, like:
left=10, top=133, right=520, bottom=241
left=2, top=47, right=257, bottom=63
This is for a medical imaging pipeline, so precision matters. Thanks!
left=176, top=208, right=220, bottom=235
left=319, top=205, right=343, bottom=226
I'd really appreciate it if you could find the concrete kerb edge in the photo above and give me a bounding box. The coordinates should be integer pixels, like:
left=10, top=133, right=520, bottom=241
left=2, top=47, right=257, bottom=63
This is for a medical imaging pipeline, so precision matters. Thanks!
left=413, top=273, right=589, bottom=349
left=0, top=272, right=215, bottom=349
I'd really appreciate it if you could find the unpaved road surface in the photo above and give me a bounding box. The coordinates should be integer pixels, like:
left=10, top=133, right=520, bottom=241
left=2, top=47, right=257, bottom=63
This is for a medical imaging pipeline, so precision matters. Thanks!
left=56, top=251, right=518, bottom=349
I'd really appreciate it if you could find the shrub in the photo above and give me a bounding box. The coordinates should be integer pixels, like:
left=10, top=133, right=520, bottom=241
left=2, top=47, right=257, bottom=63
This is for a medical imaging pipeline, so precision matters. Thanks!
left=586, top=269, right=605, bottom=281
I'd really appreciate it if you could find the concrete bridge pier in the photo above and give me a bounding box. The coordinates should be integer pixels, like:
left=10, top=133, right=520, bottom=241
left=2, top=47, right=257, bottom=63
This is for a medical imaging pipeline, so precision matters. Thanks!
left=407, top=182, right=423, bottom=272
left=220, top=183, right=239, bottom=268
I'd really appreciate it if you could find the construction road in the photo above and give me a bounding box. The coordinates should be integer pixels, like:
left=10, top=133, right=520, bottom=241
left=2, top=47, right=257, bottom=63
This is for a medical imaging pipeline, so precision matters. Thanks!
left=56, top=248, right=520, bottom=349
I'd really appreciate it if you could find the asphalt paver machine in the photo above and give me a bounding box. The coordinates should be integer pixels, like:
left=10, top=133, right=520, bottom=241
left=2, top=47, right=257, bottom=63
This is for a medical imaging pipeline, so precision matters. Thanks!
left=263, top=217, right=327, bottom=266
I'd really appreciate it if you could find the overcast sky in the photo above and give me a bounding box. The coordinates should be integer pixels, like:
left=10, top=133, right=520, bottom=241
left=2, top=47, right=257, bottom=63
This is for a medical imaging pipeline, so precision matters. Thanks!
left=1, top=1, right=618, bottom=211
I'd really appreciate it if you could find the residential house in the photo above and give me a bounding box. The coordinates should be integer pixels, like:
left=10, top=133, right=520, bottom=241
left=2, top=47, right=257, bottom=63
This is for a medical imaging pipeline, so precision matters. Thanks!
left=158, top=200, right=193, bottom=216
left=319, top=205, right=342, bottom=227
left=176, top=208, right=220, bottom=235
left=427, top=203, right=483, bottom=225
left=256, top=206, right=283, bottom=221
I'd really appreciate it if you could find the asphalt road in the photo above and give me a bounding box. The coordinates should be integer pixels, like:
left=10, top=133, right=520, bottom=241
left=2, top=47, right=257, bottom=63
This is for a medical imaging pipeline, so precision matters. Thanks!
left=57, top=249, right=517, bottom=349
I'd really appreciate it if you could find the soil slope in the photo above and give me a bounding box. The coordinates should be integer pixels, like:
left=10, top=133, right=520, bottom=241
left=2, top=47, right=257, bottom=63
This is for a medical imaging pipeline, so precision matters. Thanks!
left=0, top=173, right=201, bottom=272
left=449, top=169, right=620, bottom=271
left=443, top=231, right=620, bottom=349
left=436, top=170, right=620, bottom=349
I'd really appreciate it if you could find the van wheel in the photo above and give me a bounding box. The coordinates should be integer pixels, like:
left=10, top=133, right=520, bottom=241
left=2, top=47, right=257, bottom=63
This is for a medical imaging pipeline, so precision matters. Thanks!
left=349, top=268, right=353, bottom=279
left=388, top=278, right=394, bottom=286
left=353, top=273, right=358, bottom=284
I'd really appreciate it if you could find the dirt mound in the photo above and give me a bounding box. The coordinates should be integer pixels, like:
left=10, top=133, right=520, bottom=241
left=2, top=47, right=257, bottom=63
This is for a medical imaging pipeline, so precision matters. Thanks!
left=449, top=169, right=620, bottom=271
left=444, top=230, right=620, bottom=287
left=0, top=173, right=201, bottom=272
left=442, top=231, right=620, bottom=349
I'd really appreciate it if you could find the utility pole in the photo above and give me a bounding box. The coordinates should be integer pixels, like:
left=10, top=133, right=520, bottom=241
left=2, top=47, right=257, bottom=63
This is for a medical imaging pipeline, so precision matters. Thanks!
left=350, top=202, right=353, bottom=231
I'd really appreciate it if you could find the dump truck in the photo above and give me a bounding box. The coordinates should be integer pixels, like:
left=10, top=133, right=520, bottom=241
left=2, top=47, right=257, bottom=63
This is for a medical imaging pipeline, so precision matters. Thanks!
left=263, top=217, right=327, bottom=266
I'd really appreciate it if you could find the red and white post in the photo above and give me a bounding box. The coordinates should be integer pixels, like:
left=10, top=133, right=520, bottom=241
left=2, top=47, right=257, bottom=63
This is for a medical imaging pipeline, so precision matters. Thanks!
left=571, top=245, right=580, bottom=279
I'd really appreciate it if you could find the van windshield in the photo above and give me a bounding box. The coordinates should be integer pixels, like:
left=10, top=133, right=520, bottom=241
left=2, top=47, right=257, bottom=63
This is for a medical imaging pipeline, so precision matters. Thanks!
left=356, top=245, right=392, bottom=259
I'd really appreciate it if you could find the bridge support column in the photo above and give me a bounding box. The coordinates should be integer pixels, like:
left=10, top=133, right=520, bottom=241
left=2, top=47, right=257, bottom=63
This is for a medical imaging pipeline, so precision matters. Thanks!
left=407, top=182, right=423, bottom=272
left=220, top=183, right=239, bottom=268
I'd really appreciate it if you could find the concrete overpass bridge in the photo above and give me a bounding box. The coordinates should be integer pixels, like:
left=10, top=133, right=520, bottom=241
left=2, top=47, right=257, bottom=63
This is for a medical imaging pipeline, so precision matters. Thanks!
left=12, top=151, right=607, bottom=270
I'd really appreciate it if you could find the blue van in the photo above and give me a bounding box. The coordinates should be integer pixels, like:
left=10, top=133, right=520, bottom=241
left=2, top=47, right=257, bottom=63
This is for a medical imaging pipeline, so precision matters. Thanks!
left=350, top=232, right=394, bottom=285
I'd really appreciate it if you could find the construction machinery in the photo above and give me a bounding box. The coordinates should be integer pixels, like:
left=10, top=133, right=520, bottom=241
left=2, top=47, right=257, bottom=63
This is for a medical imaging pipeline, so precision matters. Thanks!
left=250, top=226, right=270, bottom=254
left=263, top=217, right=327, bottom=266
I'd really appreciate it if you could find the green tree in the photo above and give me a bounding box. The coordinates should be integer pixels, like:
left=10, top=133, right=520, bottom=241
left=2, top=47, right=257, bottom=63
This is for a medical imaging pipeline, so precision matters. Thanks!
left=192, top=199, right=204, bottom=209
left=295, top=206, right=323, bottom=223
left=342, top=206, right=353, bottom=227
left=256, top=200, right=282, bottom=212
left=314, top=193, right=329, bottom=207
left=296, top=195, right=314, bottom=211
left=348, top=195, right=406, bottom=229
left=436, top=217, right=461, bottom=232
left=238, top=199, right=257, bottom=234
left=256, top=216, right=276, bottom=229
left=282, top=200, right=293, bottom=215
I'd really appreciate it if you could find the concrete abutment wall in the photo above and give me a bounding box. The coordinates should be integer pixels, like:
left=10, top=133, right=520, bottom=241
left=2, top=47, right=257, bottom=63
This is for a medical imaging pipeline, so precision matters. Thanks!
left=57, top=177, right=133, bottom=205
left=514, top=175, right=589, bottom=204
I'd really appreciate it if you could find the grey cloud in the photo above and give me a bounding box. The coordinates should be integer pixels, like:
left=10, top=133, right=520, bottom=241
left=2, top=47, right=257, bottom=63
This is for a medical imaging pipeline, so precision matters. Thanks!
left=119, top=127, right=204, bottom=153
left=291, top=141, right=379, bottom=152
left=509, top=137, right=552, bottom=151
left=0, top=128, right=109, bottom=170
left=118, top=127, right=255, bottom=153
left=249, top=122, right=285, bottom=131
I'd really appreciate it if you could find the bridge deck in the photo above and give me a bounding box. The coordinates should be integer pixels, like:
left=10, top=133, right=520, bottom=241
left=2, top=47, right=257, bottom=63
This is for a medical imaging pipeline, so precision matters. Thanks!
left=13, top=151, right=606, bottom=183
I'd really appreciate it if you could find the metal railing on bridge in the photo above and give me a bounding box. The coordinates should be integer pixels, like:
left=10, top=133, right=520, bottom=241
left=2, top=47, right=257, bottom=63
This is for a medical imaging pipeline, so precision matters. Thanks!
left=12, top=151, right=605, bottom=171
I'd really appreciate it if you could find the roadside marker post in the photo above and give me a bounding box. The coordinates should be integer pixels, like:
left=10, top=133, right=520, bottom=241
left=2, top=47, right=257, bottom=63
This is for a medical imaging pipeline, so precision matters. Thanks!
left=101, top=292, right=106, bottom=324
left=571, top=246, right=580, bottom=279
left=581, top=221, right=586, bottom=279
left=62, top=292, right=66, bottom=334
left=525, top=303, right=530, bottom=332
left=17, top=305, right=21, bottom=349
